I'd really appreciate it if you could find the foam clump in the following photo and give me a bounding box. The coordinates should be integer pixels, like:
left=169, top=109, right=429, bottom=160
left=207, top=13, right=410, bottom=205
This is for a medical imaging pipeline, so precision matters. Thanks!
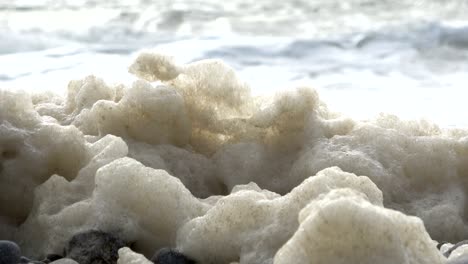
left=16, top=157, right=208, bottom=258
left=0, top=91, right=90, bottom=225
left=129, top=52, right=181, bottom=82
left=275, top=188, right=445, bottom=264
left=127, top=142, right=223, bottom=198
left=176, top=167, right=383, bottom=264
left=2, top=51, right=468, bottom=263
left=65, top=76, right=115, bottom=116
left=66, top=79, right=191, bottom=146
left=118, top=247, right=153, bottom=264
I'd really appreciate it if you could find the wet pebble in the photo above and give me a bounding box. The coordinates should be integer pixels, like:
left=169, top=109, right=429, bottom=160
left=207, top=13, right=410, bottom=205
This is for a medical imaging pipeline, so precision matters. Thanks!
left=151, top=248, right=196, bottom=264
left=65, top=230, right=126, bottom=264
left=0, top=240, right=21, bottom=264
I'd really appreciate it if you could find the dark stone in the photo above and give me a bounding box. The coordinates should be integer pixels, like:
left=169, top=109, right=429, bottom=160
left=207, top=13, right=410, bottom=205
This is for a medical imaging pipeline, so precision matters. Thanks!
left=0, top=240, right=21, bottom=264
left=445, top=240, right=468, bottom=258
left=65, top=230, right=126, bottom=264
left=150, top=248, right=196, bottom=264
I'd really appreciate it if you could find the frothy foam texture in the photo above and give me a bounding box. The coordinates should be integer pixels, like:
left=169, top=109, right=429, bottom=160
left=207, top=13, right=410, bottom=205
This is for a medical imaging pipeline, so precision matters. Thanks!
left=1, top=51, right=467, bottom=263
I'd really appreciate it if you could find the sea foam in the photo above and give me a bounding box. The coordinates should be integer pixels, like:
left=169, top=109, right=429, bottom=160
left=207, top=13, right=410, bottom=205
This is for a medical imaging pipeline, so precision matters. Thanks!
left=1, top=52, right=467, bottom=263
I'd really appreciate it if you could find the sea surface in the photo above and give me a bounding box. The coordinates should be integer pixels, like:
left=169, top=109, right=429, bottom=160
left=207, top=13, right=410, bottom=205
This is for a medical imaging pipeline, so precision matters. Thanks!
left=1, top=0, right=468, bottom=126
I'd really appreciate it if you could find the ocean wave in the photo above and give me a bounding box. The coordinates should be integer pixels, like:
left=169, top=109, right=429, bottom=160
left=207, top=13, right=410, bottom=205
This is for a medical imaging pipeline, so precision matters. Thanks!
left=0, top=30, right=62, bottom=54
left=2, top=0, right=468, bottom=53
left=1, top=52, right=467, bottom=263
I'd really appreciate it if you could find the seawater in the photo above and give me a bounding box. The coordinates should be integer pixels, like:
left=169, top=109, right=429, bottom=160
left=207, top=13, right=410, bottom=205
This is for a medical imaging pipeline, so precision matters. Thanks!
left=1, top=0, right=468, bottom=126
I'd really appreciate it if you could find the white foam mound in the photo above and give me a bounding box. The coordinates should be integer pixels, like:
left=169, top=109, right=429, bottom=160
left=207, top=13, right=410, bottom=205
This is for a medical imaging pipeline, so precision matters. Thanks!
left=176, top=167, right=382, bottom=264
left=275, top=189, right=445, bottom=264
left=117, top=247, right=152, bottom=264
left=0, top=52, right=465, bottom=263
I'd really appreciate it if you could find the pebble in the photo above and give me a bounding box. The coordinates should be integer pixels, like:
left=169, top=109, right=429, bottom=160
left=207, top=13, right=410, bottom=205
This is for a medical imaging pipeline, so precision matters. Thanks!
left=65, top=230, right=126, bottom=264
left=150, top=248, right=196, bottom=264
left=0, top=240, right=21, bottom=264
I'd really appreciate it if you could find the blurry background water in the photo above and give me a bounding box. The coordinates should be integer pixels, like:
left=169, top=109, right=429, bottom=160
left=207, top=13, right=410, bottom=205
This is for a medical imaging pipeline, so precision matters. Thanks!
left=1, top=0, right=468, bottom=127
